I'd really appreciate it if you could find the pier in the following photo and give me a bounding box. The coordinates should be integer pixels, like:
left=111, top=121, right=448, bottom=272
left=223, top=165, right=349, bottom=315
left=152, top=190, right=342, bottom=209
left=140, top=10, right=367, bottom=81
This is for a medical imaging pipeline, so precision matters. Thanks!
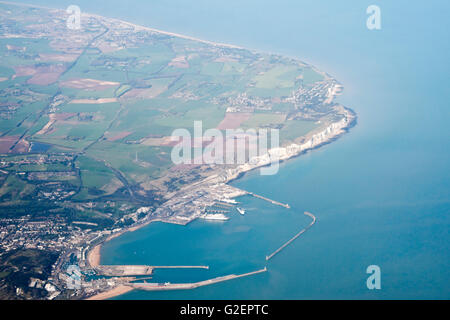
left=248, top=192, right=290, bottom=209
left=266, top=212, right=316, bottom=261
left=95, top=265, right=209, bottom=276
left=214, top=202, right=234, bottom=207
left=152, top=265, right=209, bottom=270
left=131, top=267, right=267, bottom=291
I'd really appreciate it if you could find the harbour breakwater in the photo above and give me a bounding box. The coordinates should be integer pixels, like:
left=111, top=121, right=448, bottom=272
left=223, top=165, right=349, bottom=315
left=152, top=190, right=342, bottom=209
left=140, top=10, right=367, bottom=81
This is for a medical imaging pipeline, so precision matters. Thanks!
left=266, top=212, right=316, bottom=261
left=81, top=48, right=355, bottom=300
left=131, top=268, right=267, bottom=291
left=83, top=107, right=354, bottom=297
left=247, top=192, right=290, bottom=209
left=95, top=265, right=209, bottom=277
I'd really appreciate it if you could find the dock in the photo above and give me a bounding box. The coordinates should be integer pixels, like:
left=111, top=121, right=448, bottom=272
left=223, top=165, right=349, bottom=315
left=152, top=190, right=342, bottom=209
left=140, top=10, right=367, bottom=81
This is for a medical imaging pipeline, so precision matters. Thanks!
left=266, top=212, right=316, bottom=261
left=214, top=202, right=235, bottom=207
left=152, top=265, right=209, bottom=270
left=248, top=192, right=290, bottom=209
left=95, top=265, right=209, bottom=276
left=131, top=267, right=267, bottom=291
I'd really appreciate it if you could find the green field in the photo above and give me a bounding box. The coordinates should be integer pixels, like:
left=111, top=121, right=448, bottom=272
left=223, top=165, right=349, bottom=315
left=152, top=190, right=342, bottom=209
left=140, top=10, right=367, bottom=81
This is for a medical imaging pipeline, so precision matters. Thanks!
left=0, top=3, right=335, bottom=220
left=253, top=65, right=300, bottom=89
left=241, top=113, right=287, bottom=129
left=280, top=119, right=319, bottom=143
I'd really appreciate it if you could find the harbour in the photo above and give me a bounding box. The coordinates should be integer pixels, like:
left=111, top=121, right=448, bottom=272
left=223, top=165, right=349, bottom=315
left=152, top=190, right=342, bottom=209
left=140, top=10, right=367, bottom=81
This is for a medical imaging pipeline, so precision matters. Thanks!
left=266, top=212, right=316, bottom=261
left=247, top=192, right=291, bottom=209
left=95, top=265, right=210, bottom=277
left=82, top=0, right=449, bottom=299
left=131, top=268, right=267, bottom=291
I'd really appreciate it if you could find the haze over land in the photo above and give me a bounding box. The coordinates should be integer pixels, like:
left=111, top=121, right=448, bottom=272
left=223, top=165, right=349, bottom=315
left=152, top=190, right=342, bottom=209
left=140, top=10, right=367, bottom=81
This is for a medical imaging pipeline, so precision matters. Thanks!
left=1, top=0, right=448, bottom=301
left=0, top=2, right=354, bottom=299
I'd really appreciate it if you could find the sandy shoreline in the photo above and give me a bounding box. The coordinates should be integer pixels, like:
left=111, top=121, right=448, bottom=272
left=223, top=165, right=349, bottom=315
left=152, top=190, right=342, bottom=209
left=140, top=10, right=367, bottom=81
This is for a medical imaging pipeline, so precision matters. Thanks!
left=0, top=1, right=357, bottom=300
left=0, top=1, right=241, bottom=50
left=86, top=244, right=101, bottom=268
left=84, top=218, right=178, bottom=300
left=86, top=285, right=134, bottom=300
left=87, top=14, right=242, bottom=50
left=84, top=109, right=355, bottom=299
left=83, top=104, right=355, bottom=300
left=86, top=218, right=166, bottom=269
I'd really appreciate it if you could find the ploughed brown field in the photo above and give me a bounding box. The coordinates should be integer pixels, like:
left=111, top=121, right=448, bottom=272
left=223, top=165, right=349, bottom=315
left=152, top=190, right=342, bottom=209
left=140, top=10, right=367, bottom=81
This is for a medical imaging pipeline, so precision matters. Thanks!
left=38, top=53, right=79, bottom=62
left=216, top=112, right=252, bottom=130
left=0, top=136, right=18, bottom=153
left=69, top=98, right=118, bottom=104
left=121, top=87, right=167, bottom=99
left=106, top=131, right=133, bottom=142
left=60, top=78, right=119, bottom=90
left=14, top=64, right=67, bottom=85
left=0, top=136, right=29, bottom=153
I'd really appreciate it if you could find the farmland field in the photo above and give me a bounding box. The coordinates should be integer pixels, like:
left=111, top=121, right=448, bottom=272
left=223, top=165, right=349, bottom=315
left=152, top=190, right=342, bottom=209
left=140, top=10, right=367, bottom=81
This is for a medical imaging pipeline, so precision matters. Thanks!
left=0, top=3, right=343, bottom=223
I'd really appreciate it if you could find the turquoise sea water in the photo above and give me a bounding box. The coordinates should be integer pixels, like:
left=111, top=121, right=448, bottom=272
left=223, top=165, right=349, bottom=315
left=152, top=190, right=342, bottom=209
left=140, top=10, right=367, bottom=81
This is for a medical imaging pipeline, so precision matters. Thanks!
left=27, top=0, right=449, bottom=299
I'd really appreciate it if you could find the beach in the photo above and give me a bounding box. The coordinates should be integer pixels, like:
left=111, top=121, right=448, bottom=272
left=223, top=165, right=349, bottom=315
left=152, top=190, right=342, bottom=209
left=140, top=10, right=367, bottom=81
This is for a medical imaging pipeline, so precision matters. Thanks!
left=86, top=218, right=167, bottom=269
left=17, top=0, right=352, bottom=301
left=83, top=107, right=355, bottom=299
left=86, top=285, right=134, bottom=300
left=87, top=244, right=101, bottom=268
left=6, top=0, right=449, bottom=300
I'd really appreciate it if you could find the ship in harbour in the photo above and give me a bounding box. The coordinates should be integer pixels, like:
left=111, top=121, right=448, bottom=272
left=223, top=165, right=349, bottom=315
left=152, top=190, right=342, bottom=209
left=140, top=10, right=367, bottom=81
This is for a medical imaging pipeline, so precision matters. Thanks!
left=236, top=207, right=246, bottom=215
left=200, top=213, right=229, bottom=221
left=220, top=198, right=238, bottom=204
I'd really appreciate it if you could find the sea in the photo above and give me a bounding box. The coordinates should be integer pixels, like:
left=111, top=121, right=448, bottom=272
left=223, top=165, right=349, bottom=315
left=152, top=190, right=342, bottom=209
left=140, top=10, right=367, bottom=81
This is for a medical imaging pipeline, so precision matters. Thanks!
left=23, top=0, right=450, bottom=299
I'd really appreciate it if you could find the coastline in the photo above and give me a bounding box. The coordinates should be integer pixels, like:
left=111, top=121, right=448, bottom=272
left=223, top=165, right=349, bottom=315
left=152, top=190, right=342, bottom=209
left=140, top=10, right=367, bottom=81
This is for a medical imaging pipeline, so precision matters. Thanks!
left=0, top=1, right=242, bottom=50
left=87, top=218, right=167, bottom=269
left=84, top=106, right=356, bottom=300
left=86, top=244, right=101, bottom=268
left=85, top=285, right=134, bottom=300
left=84, top=218, right=192, bottom=299
left=225, top=107, right=357, bottom=185
left=0, top=1, right=357, bottom=300
left=87, top=13, right=243, bottom=50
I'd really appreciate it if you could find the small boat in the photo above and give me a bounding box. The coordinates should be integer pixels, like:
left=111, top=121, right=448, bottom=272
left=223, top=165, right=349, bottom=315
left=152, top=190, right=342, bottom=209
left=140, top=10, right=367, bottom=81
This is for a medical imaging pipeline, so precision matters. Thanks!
left=236, top=207, right=245, bottom=215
